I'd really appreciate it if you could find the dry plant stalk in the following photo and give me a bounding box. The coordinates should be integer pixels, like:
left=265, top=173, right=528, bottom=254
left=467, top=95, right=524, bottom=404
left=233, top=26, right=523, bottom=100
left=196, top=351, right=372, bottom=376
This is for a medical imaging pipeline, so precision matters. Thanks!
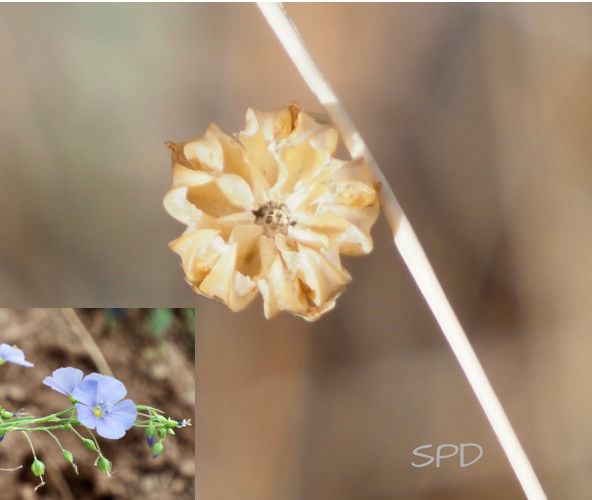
left=58, top=309, right=113, bottom=376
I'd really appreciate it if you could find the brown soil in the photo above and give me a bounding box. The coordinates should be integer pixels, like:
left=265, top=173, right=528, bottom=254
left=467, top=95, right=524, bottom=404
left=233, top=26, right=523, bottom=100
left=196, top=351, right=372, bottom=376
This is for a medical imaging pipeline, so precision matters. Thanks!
left=0, top=309, right=195, bottom=500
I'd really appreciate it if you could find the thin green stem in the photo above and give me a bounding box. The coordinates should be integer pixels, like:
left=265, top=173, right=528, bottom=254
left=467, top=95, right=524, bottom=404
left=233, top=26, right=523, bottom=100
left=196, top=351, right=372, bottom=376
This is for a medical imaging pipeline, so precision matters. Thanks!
left=87, top=429, right=102, bottom=455
left=70, top=426, right=90, bottom=444
left=21, top=431, right=36, bottom=458
left=45, top=430, right=64, bottom=452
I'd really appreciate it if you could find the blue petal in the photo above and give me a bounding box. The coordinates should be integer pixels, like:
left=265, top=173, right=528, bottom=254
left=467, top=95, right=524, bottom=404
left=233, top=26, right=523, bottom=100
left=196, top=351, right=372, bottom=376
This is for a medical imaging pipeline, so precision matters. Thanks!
left=43, top=367, right=83, bottom=396
left=0, top=344, right=33, bottom=367
left=76, top=403, right=98, bottom=430
left=109, top=399, right=137, bottom=427
left=96, top=376, right=127, bottom=404
left=82, top=374, right=127, bottom=405
left=84, top=373, right=105, bottom=383
left=96, top=417, right=126, bottom=439
left=72, top=379, right=98, bottom=407
left=0, top=343, right=12, bottom=360
left=7, top=358, right=34, bottom=367
left=96, top=399, right=136, bottom=440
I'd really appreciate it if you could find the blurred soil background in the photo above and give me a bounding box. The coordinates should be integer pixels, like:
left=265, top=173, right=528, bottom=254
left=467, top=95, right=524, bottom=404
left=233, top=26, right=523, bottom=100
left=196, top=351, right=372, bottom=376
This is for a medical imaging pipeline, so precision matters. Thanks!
left=0, top=309, right=195, bottom=500
left=0, top=3, right=591, bottom=499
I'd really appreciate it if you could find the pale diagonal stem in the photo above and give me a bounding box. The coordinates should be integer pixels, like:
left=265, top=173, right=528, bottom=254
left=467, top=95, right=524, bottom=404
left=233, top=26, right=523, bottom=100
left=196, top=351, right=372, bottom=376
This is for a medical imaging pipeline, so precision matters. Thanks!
left=257, top=3, right=546, bottom=499
left=59, top=309, right=113, bottom=376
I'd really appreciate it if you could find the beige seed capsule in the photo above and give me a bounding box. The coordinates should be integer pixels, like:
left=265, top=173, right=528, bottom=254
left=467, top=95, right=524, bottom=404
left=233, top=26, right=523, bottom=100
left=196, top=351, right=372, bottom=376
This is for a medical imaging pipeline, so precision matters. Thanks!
left=163, top=105, right=379, bottom=320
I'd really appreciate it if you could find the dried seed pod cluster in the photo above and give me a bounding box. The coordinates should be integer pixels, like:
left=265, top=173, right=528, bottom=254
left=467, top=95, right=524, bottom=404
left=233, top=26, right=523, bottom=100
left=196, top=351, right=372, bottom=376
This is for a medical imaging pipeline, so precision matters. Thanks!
left=164, top=105, right=379, bottom=320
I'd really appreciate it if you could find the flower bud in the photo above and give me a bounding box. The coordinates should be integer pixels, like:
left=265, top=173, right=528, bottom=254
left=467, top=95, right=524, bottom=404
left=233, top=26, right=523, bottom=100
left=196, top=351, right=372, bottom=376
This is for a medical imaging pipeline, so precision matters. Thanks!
left=62, top=450, right=73, bottom=464
left=82, top=438, right=97, bottom=451
left=31, top=458, right=45, bottom=477
left=97, top=455, right=111, bottom=474
left=0, top=432, right=5, bottom=442
left=157, top=428, right=167, bottom=439
left=146, top=426, right=155, bottom=447
left=151, top=440, right=164, bottom=459
left=166, top=428, right=175, bottom=436
left=0, top=410, right=13, bottom=419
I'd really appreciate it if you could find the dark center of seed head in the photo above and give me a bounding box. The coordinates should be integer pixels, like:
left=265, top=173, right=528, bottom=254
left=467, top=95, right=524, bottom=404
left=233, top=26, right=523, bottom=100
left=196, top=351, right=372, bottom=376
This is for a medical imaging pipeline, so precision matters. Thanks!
left=253, top=201, right=296, bottom=236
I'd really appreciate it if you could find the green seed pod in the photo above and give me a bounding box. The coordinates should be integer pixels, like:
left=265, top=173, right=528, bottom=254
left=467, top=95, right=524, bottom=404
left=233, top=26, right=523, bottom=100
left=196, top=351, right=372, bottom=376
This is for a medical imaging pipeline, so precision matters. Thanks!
left=31, top=458, right=45, bottom=477
left=0, top=410, right=13, bottom=419
left=151, top=440, right=164, bottom=458
left=82, top=438, right=97, bottom=451
left=62, top=450, right=74, bottom=464
left=97, top=455, right=111, bottom=474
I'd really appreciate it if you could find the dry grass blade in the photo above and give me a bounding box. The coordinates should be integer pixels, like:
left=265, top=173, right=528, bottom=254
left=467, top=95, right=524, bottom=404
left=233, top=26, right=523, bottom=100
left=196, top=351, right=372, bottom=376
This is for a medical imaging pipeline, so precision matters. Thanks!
left=58, top=308, right=113, bottom=376
left=257, top=3, right=546, bottom=499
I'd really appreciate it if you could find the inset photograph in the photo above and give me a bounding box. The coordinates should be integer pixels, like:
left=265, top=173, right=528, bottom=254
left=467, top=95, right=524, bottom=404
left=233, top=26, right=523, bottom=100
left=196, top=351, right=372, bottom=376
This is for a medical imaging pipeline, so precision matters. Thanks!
left=0, top=308, right=194, bottom=500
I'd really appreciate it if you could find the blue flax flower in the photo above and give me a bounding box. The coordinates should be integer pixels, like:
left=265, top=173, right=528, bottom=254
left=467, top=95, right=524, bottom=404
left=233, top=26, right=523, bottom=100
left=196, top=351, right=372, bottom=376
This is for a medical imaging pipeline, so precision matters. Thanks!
left=43, top=367, right=84, bottom=400
left=0, top=344, right=33, bottom=367
left=72, top=374, right=137, bottom=439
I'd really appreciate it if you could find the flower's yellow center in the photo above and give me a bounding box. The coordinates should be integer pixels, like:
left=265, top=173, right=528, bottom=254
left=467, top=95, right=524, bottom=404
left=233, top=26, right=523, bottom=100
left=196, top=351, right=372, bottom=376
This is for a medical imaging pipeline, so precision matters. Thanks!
left=93, top=405, right=104, bottom=418
left=253, top=202, right=295, bottom=236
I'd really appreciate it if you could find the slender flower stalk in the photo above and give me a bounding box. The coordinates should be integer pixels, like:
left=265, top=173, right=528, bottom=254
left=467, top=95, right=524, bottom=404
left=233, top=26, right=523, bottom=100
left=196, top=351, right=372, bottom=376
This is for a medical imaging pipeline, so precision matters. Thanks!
left=257, top=3, right=546, bottom=499
left=0, top=405, right=183, bottom=436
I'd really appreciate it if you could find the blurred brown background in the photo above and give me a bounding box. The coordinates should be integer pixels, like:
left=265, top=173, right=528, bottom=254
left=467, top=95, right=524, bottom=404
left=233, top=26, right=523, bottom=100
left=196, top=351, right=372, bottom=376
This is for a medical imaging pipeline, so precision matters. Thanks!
left=0, top=3, right=591, bottom=499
